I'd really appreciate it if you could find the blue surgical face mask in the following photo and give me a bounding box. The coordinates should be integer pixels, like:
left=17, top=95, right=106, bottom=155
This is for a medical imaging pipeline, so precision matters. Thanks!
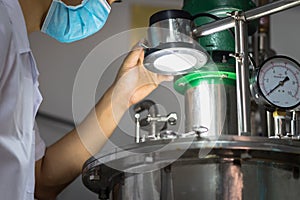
left=41, top=0, right=111, bottom=43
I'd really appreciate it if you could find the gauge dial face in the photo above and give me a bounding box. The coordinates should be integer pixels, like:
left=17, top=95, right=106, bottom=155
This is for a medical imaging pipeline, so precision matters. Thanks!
left=258, top=56, right=300, bottom=109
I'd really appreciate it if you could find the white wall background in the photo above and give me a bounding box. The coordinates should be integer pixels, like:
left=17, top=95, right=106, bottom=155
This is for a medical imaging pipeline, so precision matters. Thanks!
left=29, top=1, right=300, bottom=199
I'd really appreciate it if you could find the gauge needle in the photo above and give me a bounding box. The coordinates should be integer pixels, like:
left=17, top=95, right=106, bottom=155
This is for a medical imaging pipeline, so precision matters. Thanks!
left=267, top=76, right=290, bottom=96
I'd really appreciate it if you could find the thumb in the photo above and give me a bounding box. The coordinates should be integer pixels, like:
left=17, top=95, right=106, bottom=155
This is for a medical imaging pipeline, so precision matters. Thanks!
left=123, top=48, right=144, bottom=70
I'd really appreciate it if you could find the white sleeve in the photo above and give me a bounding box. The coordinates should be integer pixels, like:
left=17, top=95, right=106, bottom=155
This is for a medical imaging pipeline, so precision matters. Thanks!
left=0, top=1, right=12, bottom=77
left=34, top=122, right=46, bottom=161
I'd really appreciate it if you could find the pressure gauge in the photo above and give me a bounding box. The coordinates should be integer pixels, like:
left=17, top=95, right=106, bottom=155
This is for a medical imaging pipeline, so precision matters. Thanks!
left=251, top=55, right=300, bottom=110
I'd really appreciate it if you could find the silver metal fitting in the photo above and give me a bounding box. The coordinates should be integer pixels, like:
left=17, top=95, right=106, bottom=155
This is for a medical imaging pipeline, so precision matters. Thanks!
left=227, top=11, right=247, bottom=21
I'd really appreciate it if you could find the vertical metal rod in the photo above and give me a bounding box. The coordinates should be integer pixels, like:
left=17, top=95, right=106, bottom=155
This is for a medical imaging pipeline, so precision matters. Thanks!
left=291, top=111, right=300, bottom=137
left=135, top=113, right=140, bottom=143
left=234, top=12, right=251, bottom=135
left=267, top=111, right=275, bottom=137
left=273, top=111, right=286, bottom=137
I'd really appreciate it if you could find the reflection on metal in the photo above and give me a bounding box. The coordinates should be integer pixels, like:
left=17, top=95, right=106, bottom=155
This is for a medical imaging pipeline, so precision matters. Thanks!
left=192, top=0, right=300, bottom=37
left=184, top=80, right=237, bottom=136
left=231, top=11, right=251, bottom=135
left=273, top=111, right=286, bottom=138
left=267, top=111, right=275, bottom=138
left=82, top=136, right=300, bottom=200
left=291, top=111, right=300, bottom=138
left=174, top=70, right=237, bottom=136
left=135, top=113, right=141, bottom=143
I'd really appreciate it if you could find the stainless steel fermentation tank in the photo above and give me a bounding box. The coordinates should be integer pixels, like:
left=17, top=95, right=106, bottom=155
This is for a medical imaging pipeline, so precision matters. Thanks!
left=82, top=0, right=300, bottom=199
left=83, top=137, right=300, bottom=200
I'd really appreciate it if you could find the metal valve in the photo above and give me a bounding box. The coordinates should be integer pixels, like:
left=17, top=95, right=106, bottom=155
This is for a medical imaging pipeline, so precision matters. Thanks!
left=167, top=113, right=177, bottom=125
left=133, top=100, right=177, bottom=143
left=146, top=112, right=178, bottom=126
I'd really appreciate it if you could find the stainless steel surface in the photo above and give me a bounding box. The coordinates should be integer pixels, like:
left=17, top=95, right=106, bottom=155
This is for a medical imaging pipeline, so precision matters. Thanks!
left=192, top=17, right=235, bottom=38
left=135, top=113, right=141, bottom=143
left=291, top=111, right=300, bottom=136
left=246, top=0, right=300, bottom=21
left=148, top=19, right=193, bottom=48
left=234, top=12, right=251, bottom=135
left=267, top=110, right=275, bottom=137
left=82, top=136, right=300, bottom=200
left=274, top=114, right=286, bottom=137
left=192, top=0, right=300, bottom=38
left=184, top=83, right=237, bottom=136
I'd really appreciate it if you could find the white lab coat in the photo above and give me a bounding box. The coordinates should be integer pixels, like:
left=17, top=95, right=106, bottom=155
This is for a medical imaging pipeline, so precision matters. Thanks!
left=0, top=0, right=45, bottom=199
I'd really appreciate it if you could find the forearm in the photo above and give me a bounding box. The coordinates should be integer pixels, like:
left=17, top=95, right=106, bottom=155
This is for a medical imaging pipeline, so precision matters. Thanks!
left=35, top=83, right=129, bottom=198
left=34, top=48, right=165, bottom=198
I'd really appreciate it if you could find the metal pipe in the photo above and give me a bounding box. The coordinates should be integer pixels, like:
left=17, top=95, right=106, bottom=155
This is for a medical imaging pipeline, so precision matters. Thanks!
left=193, top=0, right=300, bottom=37
left=193, top=17, right=234, bottom=37
left=291, top=111, right=300, bottom=137
left=246, top=0, right=300, bottom=21
left=234, top=12, right=251, bottom=135
left=273, top=111, right=286, bottom=137
left=267, top=111, right=275, bottom=137
left=135, top=113, right=141, bottom=143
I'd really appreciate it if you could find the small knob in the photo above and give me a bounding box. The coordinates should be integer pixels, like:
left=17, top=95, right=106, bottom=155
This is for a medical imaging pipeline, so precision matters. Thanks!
left=167, top=113, right=177, bottom=125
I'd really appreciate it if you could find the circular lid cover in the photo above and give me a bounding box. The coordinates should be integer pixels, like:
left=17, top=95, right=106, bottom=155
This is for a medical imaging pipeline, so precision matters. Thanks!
left=144, top=42, right=209, bottom=75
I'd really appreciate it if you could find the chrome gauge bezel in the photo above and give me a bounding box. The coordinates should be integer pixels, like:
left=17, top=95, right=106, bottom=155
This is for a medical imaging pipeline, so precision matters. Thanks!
left=252, top=55, right=300, bottom=111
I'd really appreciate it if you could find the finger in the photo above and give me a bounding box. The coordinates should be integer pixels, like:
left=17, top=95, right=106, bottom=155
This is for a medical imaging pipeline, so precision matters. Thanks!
left=123, top=48, right=144, bottom=69
left=157, top=74, right=174, bottom=83
left=137, top=50, right=145, bottom=66
left=132, top=39, right=148, bottom=51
